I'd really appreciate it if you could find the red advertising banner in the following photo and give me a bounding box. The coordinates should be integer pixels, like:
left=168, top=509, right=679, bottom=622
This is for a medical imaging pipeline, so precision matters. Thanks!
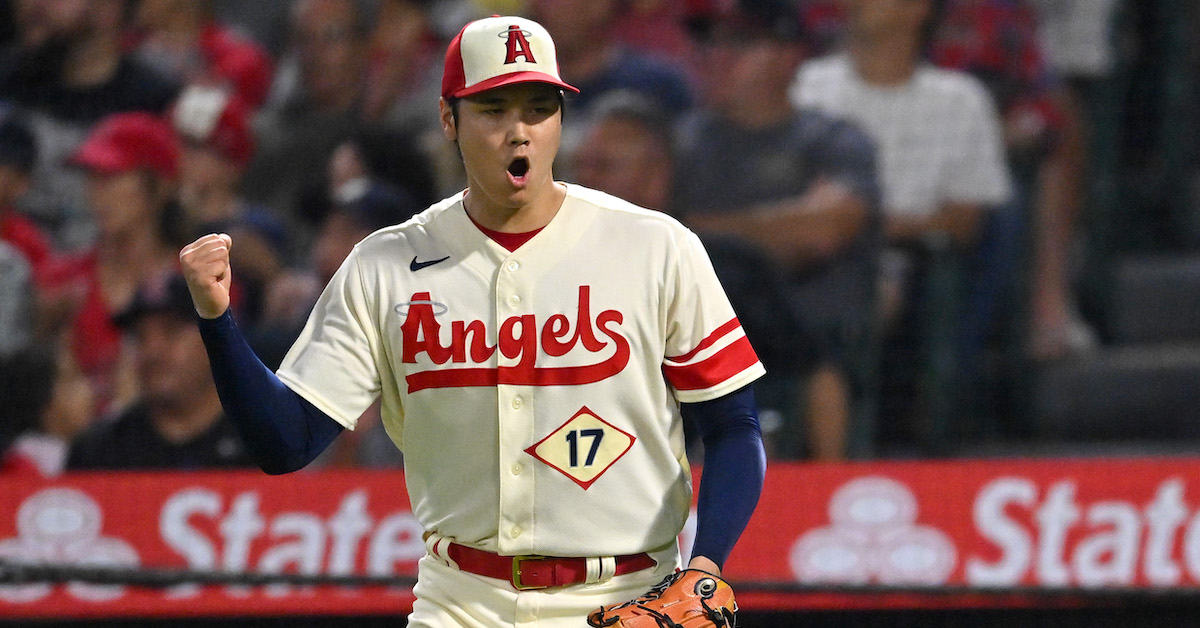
left=4, top=458, right=1200, bottom=619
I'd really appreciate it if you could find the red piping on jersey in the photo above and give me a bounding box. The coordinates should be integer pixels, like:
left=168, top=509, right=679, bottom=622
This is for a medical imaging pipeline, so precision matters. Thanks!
left=667, top=318, right=743, bottom=363
left=405, top=347, right=632, bottom=392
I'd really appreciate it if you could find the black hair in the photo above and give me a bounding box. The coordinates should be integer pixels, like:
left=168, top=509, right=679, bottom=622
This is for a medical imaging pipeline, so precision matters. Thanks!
left=0, top=110, right=38, bottom=173
left=132, top=169, right=189, bottom=248
left=350, top=124, right=439, bottom=207
left=919, top=0, right=948, bottom=58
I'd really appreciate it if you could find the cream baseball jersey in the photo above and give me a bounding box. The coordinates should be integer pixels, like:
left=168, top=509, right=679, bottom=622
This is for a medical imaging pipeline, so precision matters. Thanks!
left=276, top=184, right=764, bottom=557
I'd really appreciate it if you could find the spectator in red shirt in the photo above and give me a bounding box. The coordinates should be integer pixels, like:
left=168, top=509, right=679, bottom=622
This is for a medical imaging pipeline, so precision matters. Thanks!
left=61, top=112, right=183, bottom=414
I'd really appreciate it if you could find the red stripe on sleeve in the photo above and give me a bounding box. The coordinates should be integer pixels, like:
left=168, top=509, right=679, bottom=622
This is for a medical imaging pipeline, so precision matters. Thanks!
left=663, top=334, right=760, bottom=392
left=667, top=318, right=743, bottom=364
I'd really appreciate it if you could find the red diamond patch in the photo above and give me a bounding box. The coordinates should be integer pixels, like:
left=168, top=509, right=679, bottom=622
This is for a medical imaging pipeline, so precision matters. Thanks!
left=525, top=407, right=635, bottom=490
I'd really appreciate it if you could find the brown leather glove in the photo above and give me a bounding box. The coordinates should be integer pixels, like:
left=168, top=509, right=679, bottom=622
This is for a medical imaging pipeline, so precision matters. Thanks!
left=587, top=569, right=737, bottom=628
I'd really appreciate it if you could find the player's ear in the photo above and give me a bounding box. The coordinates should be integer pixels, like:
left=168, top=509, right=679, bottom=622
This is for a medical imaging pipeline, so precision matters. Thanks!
left=439, top=98, right=457, bottom=142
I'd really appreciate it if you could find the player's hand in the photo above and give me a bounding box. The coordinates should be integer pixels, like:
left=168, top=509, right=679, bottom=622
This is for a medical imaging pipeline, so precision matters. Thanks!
left=180, top=233, right=234, bottom=319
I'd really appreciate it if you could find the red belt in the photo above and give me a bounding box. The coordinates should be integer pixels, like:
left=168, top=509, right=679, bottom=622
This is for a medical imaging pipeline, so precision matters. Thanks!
left=445, top=543, right=657, bottom=590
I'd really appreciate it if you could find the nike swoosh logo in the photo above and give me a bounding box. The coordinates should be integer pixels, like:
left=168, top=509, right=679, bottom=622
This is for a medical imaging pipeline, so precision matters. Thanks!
left=410, top=255, right=450, bottom=271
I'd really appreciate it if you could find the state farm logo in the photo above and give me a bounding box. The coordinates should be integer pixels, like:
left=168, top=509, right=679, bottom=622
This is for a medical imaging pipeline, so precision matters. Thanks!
left=790, top=476, right=956, bottom=585
left=0, top=488, right=139, bottom=603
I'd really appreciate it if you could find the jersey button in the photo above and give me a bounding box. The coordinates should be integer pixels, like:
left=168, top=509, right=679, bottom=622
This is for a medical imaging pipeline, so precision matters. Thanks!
left=511, top=463, right=523, bottom=475
left=510, top=526, right=523, bottom=539
left=506, top=261, right=520, bottom=272
left=511, top=396, right=524, bottom=409
left=508, top=294, right=521, bottom=307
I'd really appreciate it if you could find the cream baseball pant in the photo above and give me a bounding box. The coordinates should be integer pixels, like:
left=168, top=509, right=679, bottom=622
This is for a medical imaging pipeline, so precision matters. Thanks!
left=406, top=544, right=681, bottom=627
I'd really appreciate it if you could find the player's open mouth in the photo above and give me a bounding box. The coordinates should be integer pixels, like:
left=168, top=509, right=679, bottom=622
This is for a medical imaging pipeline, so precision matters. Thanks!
left=507, top=158, right=530, bottom=185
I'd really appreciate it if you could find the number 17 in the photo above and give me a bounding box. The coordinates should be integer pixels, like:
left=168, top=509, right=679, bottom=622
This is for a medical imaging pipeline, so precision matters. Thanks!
left=566, top=429, right=604, bottom=467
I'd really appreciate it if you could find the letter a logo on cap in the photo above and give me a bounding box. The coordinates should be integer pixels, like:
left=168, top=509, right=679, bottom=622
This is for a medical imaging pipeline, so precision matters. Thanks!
left=503, top=25, right=537, bottom=65
left=442, top=15, right=579, bottom=100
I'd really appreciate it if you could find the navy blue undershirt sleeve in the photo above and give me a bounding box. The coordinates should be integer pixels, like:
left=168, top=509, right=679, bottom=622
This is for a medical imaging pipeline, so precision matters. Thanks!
left=680, top=384, right=766, bottom=570
left=197, top=310, right=344, bottom=474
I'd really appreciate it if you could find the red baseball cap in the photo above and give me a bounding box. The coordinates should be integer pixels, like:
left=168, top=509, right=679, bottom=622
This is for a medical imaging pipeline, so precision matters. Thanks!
left=69, top=112, right=180, bottom=179
left=442, top=15, right=579, bottom=101
left=200, top=26, right=274, bottom=110
left=171, top=84, right=255, bottom=168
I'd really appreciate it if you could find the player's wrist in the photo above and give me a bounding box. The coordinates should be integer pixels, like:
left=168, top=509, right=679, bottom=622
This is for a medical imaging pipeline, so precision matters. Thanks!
left=195, top=307, right=234, bottom=330
left=686, top=555, right=722, bottom=578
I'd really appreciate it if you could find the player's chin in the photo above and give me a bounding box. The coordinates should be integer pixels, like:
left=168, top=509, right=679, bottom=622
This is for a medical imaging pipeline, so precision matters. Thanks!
left=505, top=174, right=530, bottom=191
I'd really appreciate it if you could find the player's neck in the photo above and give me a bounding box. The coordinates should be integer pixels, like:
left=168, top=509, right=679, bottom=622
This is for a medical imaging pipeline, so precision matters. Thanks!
left=463, top=181, right=567, bottom=233
left=849, top=38, right=920, bottom=87
left=721, top=93, right=793, bottom=130
left=148, top=392, right=224, bottom=445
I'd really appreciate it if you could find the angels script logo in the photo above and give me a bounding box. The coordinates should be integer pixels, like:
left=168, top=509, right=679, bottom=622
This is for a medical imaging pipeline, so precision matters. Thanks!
left=400, top=286, right=630, bottom=392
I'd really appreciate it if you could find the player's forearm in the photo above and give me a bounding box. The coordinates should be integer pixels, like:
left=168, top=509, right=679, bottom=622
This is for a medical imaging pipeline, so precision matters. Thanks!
left=682, top=385, right=766, bottom=570
left=197, top=310, right=343, bottom=474
left=885, top=202, right=984, bottom=249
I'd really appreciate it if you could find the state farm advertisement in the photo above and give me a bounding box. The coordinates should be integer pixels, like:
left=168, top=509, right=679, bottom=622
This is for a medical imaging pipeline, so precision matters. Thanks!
left=4, top=458, right=1200, bottom=619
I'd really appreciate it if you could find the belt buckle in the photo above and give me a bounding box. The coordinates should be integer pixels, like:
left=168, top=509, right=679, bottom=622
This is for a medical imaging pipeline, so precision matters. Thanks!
left=511, top=555, right=549, bottom=590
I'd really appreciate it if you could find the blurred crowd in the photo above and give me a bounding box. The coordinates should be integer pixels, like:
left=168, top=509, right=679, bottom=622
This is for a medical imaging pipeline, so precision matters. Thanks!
left=0, top=0, right=1131, bottom=474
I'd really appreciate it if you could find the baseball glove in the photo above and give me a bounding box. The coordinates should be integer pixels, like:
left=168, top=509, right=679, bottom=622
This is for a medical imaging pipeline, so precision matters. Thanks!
left=587, top=569, right=737, bottom=628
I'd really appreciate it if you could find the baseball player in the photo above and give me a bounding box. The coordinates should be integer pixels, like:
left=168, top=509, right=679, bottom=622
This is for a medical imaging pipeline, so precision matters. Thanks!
left=181, top=15, right=765, bottom=627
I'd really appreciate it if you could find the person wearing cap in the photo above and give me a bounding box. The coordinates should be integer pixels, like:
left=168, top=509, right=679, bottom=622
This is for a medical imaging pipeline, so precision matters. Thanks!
left=172, top=83, right=289, bottom=330
left=64, top=271, right=254, bottom=471
left=675, top=0, right=882, bottom=461
left=0, top=0, right=180, bottom=250
left=182, top=14, right=765, bottom=625
left=61, top=112, right=185, bottom=414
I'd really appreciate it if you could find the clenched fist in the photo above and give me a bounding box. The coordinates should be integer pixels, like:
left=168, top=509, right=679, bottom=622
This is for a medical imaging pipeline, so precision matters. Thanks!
left=180, top=233, right=234, bottom=319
